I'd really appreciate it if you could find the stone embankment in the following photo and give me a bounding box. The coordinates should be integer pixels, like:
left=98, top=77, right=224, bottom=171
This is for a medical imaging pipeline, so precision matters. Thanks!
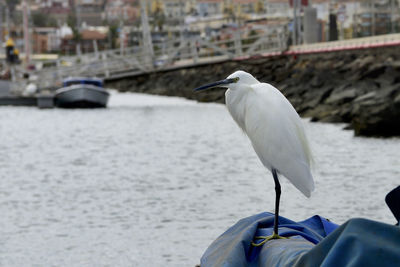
left=107, top=46, right=400, bottom=137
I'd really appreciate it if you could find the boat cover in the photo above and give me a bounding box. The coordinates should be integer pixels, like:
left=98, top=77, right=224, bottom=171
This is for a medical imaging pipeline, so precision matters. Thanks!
left=201, top=212, right=400, bottom=267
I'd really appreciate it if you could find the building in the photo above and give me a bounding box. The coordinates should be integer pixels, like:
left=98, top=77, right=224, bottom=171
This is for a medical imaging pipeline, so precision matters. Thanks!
left=353, top=0, right=399, bottom=37
left=61, top=29, right=107, bottom=54
left=264, top=0, right=291, bottom=18
left=104, top=0, right=139, bottom=23
left=75, top=0, right=106, bottom=26
left=232, top=0, right=259, bottom=14
left=196, top=0, right=223, bottom=17
left=32, top=27, right=60, bottom=53
left=37, top=0, right=71, bottom=25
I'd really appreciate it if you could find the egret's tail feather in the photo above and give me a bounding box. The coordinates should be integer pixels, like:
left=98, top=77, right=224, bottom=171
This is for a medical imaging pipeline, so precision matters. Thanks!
left=280, top=162, right=314, bottom=198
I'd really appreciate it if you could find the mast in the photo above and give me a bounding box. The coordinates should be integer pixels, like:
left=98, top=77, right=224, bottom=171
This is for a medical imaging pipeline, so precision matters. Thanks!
left=0, top=2, right=3, bottom=44
left=23, top=0, right=30, bottom=66
left=140, top=0, right=153, bottom=59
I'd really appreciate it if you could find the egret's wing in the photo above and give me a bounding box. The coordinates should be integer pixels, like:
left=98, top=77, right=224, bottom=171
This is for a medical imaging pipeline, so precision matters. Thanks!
left=243, top=83, right=314, bottom=197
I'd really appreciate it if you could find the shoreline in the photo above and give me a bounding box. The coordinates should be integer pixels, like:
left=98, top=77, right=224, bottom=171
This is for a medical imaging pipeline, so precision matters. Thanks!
left=106, top=46, right=400, bottom=137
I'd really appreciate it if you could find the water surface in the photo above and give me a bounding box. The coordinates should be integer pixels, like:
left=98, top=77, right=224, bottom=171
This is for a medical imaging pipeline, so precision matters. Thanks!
left=0, top=91, right=399, bottom=266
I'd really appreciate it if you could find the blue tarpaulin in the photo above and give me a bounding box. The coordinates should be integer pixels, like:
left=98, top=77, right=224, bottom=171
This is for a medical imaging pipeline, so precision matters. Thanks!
left=201, top=212, right=400, bottom=267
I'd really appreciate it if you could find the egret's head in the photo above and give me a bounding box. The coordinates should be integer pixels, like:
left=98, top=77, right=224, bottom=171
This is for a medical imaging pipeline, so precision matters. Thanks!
left=227, top=70, right=259, bottom=90
left=194, top=70, right=258, bottom=92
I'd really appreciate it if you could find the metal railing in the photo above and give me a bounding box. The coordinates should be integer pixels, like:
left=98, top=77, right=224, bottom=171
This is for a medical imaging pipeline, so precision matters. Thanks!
left=288, top=33, right=400, bottom=54
left=19, top=30, right=400, bottom=91
left=29, top=27, right=287, bottom=89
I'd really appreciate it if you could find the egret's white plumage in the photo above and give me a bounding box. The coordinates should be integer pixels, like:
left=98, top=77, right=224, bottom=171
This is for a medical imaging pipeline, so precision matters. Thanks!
left=195, top=70, right=315, bottom=240
left=224, top=70, right=314, bottom=197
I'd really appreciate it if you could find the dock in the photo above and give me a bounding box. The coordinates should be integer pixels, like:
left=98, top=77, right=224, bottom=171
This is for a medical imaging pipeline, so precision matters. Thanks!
left=0, top=80, right=54, bottom=108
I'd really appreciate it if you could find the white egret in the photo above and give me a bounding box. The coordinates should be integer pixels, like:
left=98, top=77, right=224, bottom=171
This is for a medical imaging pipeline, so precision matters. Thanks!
left=194, top=70, right=314, bottom=244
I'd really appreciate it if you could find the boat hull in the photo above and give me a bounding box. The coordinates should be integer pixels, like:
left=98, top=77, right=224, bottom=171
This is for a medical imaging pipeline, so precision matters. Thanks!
left=55, top=85, right=109, bottom=108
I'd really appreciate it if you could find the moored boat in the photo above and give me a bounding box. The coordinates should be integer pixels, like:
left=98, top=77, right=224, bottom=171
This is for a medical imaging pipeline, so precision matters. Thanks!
left=55, top=77, right=109, bottom=108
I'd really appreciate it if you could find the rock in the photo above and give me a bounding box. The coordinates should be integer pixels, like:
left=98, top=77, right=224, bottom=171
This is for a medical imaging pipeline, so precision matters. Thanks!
left=353, top=92, right=376, bottom=103
left=299, top=86, right=333, bottom=112
left=352, top=100, right=400, bottom=137
left=362, top=64, right=386, bottom=79
left=376, top=67, right=397, bottom=86
left=310, top=75, right=324, bottom=88
left=319, top=114, right=343, bottom=123
left=338, top=103, right=354, bottom=122
left=395, top=94, right=400, bottom=105
left=375, top=85, right=399, bottom=99
left=325, top=88, right=357, bottom=104
left=304, top=105, right=337, bottom=122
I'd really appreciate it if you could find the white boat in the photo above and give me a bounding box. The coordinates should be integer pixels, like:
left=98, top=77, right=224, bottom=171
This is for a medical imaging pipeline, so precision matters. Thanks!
left=55, top=77, right=110, bottom=108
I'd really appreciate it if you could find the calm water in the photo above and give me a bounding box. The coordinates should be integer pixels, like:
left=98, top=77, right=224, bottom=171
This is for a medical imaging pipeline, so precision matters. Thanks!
left=0, top=91, right=399, bottom=266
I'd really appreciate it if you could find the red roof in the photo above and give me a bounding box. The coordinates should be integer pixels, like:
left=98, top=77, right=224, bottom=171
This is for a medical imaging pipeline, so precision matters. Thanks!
left=64, top=30, right=106, bottom=40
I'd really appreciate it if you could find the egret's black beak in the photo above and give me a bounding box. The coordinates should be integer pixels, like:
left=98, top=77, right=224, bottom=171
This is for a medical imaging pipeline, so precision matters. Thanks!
left=194, top=78, right=239, bottom=91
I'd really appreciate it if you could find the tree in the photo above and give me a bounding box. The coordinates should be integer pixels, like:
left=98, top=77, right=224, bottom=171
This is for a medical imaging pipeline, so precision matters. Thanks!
left=108, top=23, right=118, bottom=49
left=67, top=13, right=81, bottom=42
left=32, top=12, right=57, bottom=27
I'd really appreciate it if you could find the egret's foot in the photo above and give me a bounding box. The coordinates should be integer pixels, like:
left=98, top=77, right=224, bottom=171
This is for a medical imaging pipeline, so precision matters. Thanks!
left=251, top=233, right=288, bottom=247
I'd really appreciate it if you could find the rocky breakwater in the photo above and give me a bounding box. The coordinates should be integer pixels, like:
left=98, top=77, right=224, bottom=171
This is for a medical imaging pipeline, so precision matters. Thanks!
left=107, top=46, right=400, bottom=137
left=279, top=49, right=400, bottom=137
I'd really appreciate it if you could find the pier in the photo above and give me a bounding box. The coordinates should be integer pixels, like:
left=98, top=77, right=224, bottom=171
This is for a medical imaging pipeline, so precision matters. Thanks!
left=2, top=32, right=400, bottom=113
left=29, top=31, right=400, bottom=87
left=37, top=32, right=400, bottom=77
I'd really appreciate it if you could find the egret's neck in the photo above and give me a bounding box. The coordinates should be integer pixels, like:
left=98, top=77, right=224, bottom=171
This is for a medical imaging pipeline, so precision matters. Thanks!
left=225, top=86, right=251, bottom=132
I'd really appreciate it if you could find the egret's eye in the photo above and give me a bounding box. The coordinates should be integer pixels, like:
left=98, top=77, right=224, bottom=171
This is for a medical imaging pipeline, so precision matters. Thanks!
left=232, top=77, right=239, bottom=83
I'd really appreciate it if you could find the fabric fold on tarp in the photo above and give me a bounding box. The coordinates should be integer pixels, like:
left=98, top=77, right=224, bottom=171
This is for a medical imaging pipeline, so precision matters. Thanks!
left=201, top=212, right=400, bottom=267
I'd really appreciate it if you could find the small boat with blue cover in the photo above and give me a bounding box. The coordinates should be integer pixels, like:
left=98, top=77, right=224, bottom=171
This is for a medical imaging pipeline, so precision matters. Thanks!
left=201, top=212, right=400, bottom=267
left=55, top=77, right=109, bottom=108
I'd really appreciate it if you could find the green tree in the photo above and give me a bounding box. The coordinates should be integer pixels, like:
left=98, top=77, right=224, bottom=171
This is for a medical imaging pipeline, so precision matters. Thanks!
left=32, top=12, right=57, bottom=27
left=67, top=13, right=81, bottom=42
left=108, top=23, right=118, bottom=49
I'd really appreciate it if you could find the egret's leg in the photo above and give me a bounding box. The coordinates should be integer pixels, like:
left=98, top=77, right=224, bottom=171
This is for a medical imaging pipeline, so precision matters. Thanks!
left=272, top=168, right=281, bottom=236
left=252, top=169, right=287, bottom=247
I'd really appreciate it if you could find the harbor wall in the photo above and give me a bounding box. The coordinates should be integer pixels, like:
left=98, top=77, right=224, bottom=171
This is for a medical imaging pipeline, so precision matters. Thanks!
left=106, top=47, right=400, bottom=137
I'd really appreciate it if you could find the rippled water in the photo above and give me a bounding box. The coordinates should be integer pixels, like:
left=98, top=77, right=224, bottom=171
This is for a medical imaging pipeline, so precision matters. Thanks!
left=0, top=91, right=399, bottom=266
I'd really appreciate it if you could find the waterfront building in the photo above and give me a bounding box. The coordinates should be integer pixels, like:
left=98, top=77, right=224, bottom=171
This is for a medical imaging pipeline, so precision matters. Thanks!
left=74, top=0, right=105, bottom=26
left=353, top=0, right=399, bottom=37
left=61, top=29, right=107, bottom=54
left=32, top=27, right=60, bottom=53
left=104, top=0, right=139, bottom=24
left=264, top=0, right=291, bottom=18
left=36, top=0, right=71, bottom=25
left=196, top=0, right=224, bottom=17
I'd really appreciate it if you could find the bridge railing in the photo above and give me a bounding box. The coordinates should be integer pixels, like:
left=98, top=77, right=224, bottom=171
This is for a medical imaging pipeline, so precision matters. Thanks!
left=31, top=27, right=287, bottom=89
